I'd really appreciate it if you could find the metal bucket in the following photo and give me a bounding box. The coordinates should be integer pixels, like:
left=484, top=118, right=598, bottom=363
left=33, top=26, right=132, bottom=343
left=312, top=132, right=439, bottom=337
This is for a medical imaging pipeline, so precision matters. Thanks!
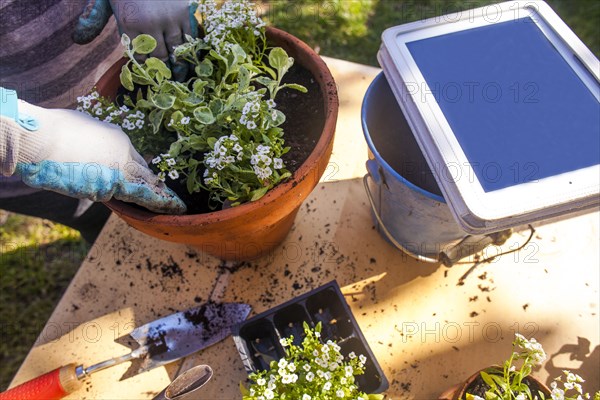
left=362, top=73, right=473, bottom=263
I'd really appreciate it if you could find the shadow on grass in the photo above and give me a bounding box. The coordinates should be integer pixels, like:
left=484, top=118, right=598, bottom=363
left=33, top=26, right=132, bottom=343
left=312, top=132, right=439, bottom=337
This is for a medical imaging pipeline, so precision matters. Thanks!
left=0, top=238, right=89, bottom=390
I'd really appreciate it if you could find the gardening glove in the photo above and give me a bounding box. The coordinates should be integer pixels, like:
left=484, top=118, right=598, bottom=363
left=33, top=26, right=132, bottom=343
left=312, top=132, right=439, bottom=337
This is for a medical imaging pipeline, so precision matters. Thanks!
left=0, top=88, right=186, bottom=215
left=72, top=0, right=197, bottom=81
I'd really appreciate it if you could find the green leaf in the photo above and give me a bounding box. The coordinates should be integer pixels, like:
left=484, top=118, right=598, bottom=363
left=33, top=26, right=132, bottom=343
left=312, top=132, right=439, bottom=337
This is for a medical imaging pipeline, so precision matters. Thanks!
left=490, top=374, right=509, bottom=392
left=250, top=186, right=269, bottom=201
left=149, top=109, right=165, bottom=133
left=238, top=66, right=250, bottom=92
left=230, top=44, right=247, bottom=64
left=131, top=74, right=153, bottom=86
left=268, top=47, right=290, bottom=70
left=187, top=175, right=196, bottom=194
left=269, top=47, right=294, bottom=76
left=168, top=140, right=182, bottom=156
left=193, top=80, right=208, bottom=95
left=239, top=381, right=250, bottom=396
left=280, top=171, right=292, bottom=180
left=182, top=94, right=203, bottom=106
left=135, top=99, right=155, bottom=109
left=209, top=49, right=228, bottom=65
left=195, top=59, right=213, bottom=77
left=194, top=106, right=215, bottom=124
left=152, top=93, right=176, bottom=110
left=189, top=135, right=207, bottom=151
left=120, top=65, right=134, bottom=91
left=245, top=64, right=262, bottom=74
left=255, top=76, right=278, bottom=97
left=271, top=110, right=286, bottom=126
left=256, top=76, right=277, bottom=88
left=120, top=34, right=131, bottom=48
left=206, top=137, right=217, bottom=149
left=169, top=110, right=184, bottom=126
left=132, top=34, right=157, bottom=55
left=480, top=371, right=497, bottom=390
left=261, top=65, right=277, bottom=80
left=282, top=83, right=308, bottom=93
left=261, top=134, right=272, bottom=145
left=209, top=99, right=223, bottom=116
left=145, top=57, right=172, bottom=79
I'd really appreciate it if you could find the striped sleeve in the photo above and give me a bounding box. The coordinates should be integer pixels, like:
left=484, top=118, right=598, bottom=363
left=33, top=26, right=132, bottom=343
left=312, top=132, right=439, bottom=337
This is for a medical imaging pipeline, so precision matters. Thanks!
left=0, top=0, right=122, bottom=108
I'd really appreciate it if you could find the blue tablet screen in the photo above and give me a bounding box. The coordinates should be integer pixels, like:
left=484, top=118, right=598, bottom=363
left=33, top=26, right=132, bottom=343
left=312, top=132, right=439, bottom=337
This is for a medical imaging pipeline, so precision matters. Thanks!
left=407, top=18, right=600, bottom=192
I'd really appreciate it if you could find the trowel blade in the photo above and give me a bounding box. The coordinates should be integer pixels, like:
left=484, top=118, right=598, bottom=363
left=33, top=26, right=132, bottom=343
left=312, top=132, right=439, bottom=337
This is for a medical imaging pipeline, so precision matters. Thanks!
left=129, top=302, right=251, bottom=374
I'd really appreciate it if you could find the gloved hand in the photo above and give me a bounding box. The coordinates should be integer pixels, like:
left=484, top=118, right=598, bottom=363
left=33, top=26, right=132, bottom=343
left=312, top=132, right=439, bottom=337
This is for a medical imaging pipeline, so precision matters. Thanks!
left=0, top=88, right=186, bottom=215
left=73, top=0, right=197, bottom=81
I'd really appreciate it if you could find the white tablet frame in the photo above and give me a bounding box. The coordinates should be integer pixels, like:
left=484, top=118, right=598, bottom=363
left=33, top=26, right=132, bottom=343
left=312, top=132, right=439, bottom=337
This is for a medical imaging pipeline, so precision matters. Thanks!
left=378, top=0, right=600, bottom=233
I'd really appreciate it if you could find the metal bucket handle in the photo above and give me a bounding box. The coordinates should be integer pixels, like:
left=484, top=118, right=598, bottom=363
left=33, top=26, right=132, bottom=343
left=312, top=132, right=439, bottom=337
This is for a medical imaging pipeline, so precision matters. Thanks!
left=363, top=172, right=515, bottom=266
left=363, top=172, right=440, bottom=263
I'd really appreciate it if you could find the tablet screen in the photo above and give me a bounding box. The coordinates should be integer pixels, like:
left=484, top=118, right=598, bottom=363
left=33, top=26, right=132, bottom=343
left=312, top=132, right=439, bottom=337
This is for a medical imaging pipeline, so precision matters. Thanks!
left=406, top=17, right=600, bottom=193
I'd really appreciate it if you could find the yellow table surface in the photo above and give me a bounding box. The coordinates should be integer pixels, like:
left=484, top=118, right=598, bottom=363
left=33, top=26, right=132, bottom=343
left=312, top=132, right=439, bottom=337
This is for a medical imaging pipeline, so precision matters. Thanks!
left=11, top=57, right=599, bottom=399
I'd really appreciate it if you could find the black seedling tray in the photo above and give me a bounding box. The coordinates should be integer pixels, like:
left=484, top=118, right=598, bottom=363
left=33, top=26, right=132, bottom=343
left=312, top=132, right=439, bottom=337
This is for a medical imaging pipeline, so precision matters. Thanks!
left=232, top=280, right=389, bottom=394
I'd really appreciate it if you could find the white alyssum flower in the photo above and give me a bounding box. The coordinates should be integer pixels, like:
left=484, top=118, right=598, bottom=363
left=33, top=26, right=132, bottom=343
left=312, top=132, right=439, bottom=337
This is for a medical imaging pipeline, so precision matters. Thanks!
left=263, top=388, right=274, bottom=400
left=281, top=373, right=298, bottom=384
left=344, top=365, right=353, bottom=377
left=168, top=170, right=180, bottom=180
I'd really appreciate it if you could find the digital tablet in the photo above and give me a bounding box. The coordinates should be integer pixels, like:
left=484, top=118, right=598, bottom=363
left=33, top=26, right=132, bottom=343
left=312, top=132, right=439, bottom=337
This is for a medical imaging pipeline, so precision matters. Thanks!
left=378, top=0, right=600, bottom=234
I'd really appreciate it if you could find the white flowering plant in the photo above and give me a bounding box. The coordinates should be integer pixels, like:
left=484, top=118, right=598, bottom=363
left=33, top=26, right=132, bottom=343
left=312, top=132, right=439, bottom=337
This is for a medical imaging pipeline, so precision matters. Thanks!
left=466, top=333, right=599, bottom=400
left=78, top=0, right=306, bottom=207
left=240, top=322, right=384, bottom=400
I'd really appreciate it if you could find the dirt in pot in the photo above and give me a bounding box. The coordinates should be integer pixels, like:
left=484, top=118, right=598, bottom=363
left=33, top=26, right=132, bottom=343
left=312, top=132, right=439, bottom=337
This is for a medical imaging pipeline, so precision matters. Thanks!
left=464, top=375, right=548, bottom=399
left=277, top=63, right=325, bottom=173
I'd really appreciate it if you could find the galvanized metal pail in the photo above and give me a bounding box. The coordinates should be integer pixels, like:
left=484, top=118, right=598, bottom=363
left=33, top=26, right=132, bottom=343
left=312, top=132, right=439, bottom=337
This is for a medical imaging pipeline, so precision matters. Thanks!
left=361, top=72, right=469, bottom=262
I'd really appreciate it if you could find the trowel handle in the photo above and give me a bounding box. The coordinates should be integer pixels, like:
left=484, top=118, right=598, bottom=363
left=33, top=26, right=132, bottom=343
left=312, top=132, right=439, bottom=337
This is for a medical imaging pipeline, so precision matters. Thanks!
left=0, top=364, right=82, bottom=400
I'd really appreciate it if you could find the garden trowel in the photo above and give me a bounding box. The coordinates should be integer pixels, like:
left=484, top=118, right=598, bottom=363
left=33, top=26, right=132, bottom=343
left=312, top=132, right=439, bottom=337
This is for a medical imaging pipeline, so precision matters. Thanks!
left=0, top=301, right=251, bottom=400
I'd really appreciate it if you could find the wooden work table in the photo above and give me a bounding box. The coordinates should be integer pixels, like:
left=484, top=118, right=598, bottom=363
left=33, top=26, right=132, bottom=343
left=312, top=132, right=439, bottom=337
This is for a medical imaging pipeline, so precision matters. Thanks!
left=10, top=57, right=599, bottom=399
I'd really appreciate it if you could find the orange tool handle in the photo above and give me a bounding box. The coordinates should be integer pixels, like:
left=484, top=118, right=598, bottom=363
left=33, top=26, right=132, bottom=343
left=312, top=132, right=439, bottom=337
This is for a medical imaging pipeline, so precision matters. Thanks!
left=0, top=364, right=82, bottom=400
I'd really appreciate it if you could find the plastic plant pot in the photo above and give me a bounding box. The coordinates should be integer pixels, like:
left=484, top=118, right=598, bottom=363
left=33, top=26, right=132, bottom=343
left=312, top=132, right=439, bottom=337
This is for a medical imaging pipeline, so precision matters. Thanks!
left=232, top=280, right=389, bottom=394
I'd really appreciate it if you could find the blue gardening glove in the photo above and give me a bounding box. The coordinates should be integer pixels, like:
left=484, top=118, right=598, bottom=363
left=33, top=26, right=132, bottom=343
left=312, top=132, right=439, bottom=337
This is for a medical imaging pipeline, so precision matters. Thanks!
left=73, top=0, right=197, bottom=81
left=0, top=88, right=186, bottom=215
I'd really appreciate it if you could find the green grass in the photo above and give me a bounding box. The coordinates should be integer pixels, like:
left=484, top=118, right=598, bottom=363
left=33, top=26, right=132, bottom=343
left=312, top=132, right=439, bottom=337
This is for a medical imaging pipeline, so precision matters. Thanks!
left=0, top=213, right=89, bottom=389
left=1, top=0, right=598, bottom=390
left=262, top=0, right=600, bottom=65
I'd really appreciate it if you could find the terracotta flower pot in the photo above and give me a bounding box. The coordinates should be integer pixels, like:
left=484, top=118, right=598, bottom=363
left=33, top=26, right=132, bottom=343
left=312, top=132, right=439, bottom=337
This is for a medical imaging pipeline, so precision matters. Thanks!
left=96, top=27, right=338, bottom=260
left=438, top=368, right=551, bottom=400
